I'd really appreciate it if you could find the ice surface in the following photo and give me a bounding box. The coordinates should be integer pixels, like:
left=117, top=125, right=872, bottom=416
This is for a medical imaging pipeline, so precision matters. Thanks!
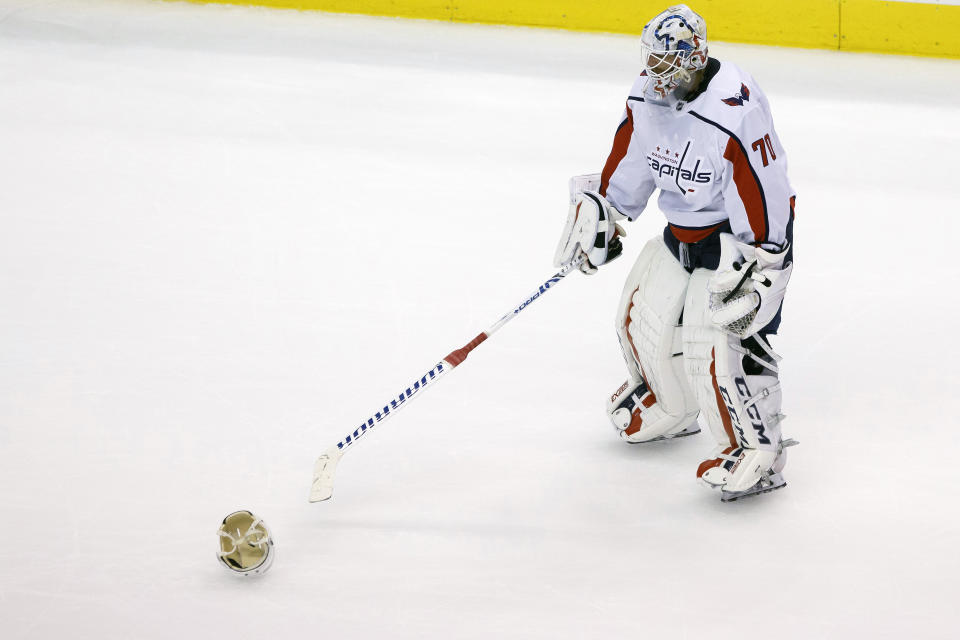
left=1, top=1, right=959, bottom=638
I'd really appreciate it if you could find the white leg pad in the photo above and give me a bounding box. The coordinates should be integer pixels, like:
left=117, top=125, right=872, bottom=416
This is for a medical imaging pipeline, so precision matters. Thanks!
left=611, top=237, right=699, bottom=442
left=681, top=269, right=737, bottom=449
left=683, top=268, right=788, bottom=489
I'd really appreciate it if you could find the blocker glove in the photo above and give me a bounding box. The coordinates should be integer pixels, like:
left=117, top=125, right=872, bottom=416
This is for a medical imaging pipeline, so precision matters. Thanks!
left=553, top=190, right=627, bottom=275
left=708, top=233, right=793, bottom=338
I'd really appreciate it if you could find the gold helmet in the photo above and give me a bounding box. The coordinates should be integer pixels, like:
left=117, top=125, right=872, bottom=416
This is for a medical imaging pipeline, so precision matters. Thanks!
left=216, top=510, right=275, bottom=576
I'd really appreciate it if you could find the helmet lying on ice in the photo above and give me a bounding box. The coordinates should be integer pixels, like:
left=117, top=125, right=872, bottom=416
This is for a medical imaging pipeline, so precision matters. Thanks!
left=216, top=510, right=275, bottom=576
left=640, top=5, right=709, bottom=98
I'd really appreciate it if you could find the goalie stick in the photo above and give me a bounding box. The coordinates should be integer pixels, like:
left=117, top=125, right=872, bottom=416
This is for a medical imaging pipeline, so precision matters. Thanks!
left=309, top=254, right=586, bottom=502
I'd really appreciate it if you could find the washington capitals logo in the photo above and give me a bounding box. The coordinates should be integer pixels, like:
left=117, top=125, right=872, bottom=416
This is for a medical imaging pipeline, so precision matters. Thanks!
left=722, top=83, right=751, bottom=107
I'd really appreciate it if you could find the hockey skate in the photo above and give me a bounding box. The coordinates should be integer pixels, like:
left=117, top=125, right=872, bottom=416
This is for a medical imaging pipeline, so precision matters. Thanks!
left=699, top=439, right=798, bottom=502
left=720, top=469, right=786, bottom=502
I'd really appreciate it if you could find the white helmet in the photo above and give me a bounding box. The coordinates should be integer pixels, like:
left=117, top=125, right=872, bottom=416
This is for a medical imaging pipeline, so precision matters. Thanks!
left=216, top=510, right=275, bottom=577
left=640, top=5, right=709, bottom=98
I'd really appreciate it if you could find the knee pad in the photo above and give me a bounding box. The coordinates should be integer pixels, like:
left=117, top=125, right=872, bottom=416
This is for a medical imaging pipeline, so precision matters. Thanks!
left=683, top=271, right=785, bottom=454
left=611, top=237, right=699, bottom=442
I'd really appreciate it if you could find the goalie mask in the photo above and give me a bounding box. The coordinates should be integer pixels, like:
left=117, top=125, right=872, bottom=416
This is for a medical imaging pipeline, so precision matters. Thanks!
left=640, top=5, right=708, bottom=99
left=216, top=510, right=275, bottom=576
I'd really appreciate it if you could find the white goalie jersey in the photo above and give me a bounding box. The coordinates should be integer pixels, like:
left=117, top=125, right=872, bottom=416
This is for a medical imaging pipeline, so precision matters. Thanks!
left=600, top=59, right=795, bottom=250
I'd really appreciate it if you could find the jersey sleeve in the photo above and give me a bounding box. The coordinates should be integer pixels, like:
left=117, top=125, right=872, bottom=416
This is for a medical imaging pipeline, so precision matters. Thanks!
left=719, top=96, right=794, bottom=249
left=598, top=101, right=656, bottom=221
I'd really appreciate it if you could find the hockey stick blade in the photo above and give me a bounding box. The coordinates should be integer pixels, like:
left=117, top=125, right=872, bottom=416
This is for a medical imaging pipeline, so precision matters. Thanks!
left=309, top=361, right=449, bottom=502
left=309, top=447, right=344, bottom=502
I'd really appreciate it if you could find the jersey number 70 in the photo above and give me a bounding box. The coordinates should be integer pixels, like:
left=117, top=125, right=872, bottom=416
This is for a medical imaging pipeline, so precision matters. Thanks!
left=751, top=134, right=777, bottom=167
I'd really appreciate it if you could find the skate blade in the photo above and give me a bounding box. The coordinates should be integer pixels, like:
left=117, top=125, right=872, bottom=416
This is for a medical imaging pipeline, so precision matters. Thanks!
left=720, top=472, right=786, bottom=502
left=627, top=425, right=701, bottom=444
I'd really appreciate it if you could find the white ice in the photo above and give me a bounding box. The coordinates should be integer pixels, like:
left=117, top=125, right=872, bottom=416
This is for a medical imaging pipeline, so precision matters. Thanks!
left=1, top=1, right=959, bottom=638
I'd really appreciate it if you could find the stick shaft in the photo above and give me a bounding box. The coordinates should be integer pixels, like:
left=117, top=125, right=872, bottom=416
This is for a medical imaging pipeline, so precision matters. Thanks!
left=309, top=256, right=583, bottom=501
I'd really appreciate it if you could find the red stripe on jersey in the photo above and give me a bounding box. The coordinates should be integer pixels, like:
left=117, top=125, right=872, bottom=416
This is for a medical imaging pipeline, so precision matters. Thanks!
left=669, top=223, right=722, bottom=244
left=790, top=195, right=796, bottom=219
left=600, top=105, right=635, bottom=198
left=723, top=137, right=766, bottom=243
